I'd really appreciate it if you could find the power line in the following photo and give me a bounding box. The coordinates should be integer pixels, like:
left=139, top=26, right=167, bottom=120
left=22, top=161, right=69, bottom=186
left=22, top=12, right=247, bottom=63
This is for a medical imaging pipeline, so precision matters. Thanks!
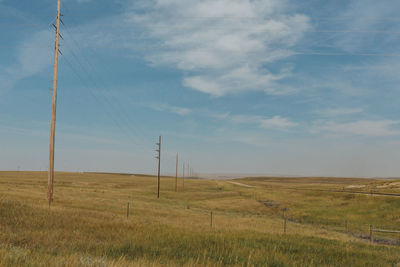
left=0, top=24, right=42, bottom=27
left=60, top=52, right=147, bottom=149
left=57, top=21, right=151, bottom=151
left=293, top=51, right=400, bottom=57
left=11, top=13, right=400, bottom=21
left=61, top=36, right=147, bottom=148
left=5, top=23, right=399, bottom=35
left=60, top=3, right=150, bottom=139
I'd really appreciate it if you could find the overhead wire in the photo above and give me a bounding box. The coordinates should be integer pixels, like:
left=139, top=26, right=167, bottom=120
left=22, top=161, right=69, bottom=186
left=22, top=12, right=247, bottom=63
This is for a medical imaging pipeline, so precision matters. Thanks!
left=58, top=4, right=152, bottom=151
left=60, top=28, right=149, bottom=150
left=61, top=2, right=153, bottom=141
left=59, top=53, right=142, bottom=148
left=4, top=22, right=399, bottom=35
left=60, top=42, right=148, bottom=150
left=9, top=13, right=400, bottom=21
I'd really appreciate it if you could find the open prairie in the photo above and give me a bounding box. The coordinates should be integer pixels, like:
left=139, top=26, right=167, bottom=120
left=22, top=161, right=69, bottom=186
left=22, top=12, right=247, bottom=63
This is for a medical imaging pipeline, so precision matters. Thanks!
left=1, top=171, right=400, bottom=266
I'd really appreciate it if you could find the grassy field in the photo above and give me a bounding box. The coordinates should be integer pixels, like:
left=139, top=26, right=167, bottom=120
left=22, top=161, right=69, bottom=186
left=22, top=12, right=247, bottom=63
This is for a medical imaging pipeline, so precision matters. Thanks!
left=1, top=171, right=400, bottom=266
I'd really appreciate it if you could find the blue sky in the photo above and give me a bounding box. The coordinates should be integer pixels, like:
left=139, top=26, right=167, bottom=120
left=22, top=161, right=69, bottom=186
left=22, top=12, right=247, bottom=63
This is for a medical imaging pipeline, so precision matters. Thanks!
left=1, top=0, right=400, bottom=177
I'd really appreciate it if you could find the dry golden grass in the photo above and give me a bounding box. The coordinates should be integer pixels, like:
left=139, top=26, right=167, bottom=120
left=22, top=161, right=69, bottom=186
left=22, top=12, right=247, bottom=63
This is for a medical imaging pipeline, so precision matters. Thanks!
left=1, top=171, right=400, bottom=266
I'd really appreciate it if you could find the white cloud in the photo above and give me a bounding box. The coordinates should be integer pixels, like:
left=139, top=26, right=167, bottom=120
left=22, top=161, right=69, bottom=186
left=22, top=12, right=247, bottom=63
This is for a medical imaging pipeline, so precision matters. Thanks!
left=148, top=103, right=191, bottom=116
left=126, top=0, right=311, bottom=96
left=0, top=30, right=52, bottom=94
left=311, top=120, right=400, bottom=137
left=231, top=114, right=298, bottom=130
left=260, top=116, right=298, bottom=129
left=204, top=111, right=230, bottom=120
left=316, top=107, right=364, bottom=117
left=334, top=0, right=400, bottom=53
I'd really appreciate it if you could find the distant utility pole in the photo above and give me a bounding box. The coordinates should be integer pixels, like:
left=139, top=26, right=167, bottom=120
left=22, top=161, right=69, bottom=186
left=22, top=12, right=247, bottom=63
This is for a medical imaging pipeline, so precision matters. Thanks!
left=182, top=162, right=185, bottom=189
left=48, top=0, right=62, bottom=206
left=155, top=136, right=161, bottom=198
left=175, top=153, right=178, bottom=192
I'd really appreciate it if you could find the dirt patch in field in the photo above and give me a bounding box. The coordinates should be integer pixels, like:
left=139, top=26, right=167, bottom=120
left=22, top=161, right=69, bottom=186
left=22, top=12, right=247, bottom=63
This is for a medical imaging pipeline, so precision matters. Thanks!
left=346, top=185, right=366, bottom=189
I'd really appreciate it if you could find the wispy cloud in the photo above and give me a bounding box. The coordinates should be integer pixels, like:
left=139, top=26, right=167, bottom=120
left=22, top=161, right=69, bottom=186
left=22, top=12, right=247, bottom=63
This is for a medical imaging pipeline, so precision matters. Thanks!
left=316, top=107, right=364, bottom=117
left=0, top=30, right=52, bottom=95
left=0, top=123, right=120, bottom=145
left=231, top=114, right=298, bottom=130
left=311, top=119, right=400, bottom=137
left=126, top=0, right=311, bottom=96
left=334, top=0, right=400, bottom=53
left=202, top=110, right=230, bottom=120
left=147, top=103, right=192, bottom=116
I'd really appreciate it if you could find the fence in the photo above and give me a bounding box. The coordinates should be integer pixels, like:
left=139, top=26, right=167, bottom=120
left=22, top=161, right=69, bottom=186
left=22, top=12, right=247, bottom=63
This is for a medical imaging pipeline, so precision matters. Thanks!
left=370, top=225, right=400, bottom=244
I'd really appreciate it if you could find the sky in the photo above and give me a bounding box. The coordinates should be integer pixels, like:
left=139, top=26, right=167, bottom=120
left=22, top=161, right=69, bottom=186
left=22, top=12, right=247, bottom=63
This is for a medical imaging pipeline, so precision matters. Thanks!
left=1, top=0, right=400, bottom=177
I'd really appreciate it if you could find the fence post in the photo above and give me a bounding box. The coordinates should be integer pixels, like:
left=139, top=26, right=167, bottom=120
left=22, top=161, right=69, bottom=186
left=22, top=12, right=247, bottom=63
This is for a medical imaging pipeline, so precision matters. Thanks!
left=127, top=201, right=130, bottom=219
left=281, top=208, right=288, bottom=234
left=370, top=224, right=373, bottom=243
left=284, top=215, right=287, bottom=234
left=210, top=210, right=213, bottom=228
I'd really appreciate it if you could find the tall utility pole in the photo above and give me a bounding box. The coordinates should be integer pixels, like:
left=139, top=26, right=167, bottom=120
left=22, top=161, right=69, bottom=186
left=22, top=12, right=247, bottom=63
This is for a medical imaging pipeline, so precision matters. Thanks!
left=182, top=162, right=185, bottom=189
left=175, top=153, right=178, bottom=192
left=48, top=0, right=62, bottom=206
left=156, top=136, right=161, bottom=198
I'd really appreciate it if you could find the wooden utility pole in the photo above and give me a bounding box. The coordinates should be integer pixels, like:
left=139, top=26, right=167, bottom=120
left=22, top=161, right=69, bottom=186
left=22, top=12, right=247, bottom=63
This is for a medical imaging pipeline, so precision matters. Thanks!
left=175, top=153, right=178, bottom=192
left=156, top=136, right=161, bottom=198
left=182, top=163, right=185, bottom=189
left=48, top=0, right=62, bottom=206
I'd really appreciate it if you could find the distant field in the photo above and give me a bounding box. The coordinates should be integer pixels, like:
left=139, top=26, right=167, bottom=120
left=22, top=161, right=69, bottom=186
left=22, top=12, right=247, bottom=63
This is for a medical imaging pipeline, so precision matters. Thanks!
left=1, top=171, right=400, bottom=266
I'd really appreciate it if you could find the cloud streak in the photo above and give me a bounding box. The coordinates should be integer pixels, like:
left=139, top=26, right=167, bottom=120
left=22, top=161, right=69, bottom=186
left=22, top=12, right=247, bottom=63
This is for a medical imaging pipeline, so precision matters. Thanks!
left=316, top=107, right=364, bottom=117
left=0, top=30, right=52, bottom=95
left=231, top=114, right=298, bottom=130
left=147, top=103, right=192, bottom=116
left=126, top=0, right=311, bottom=96
left=311, top=119, right=400, bottom=137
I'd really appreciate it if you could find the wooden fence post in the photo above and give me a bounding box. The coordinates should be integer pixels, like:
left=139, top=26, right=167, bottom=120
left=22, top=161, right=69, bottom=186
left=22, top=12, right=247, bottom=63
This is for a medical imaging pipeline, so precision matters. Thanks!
left=127, top=201, right=130, bottom=219
left=281, top=208, right=288, bottom=234
left=284, top=215, right=287, bottom=234
left=210, top=210, right=213, bottom=228
left=370, top=224, right=373, bottom=243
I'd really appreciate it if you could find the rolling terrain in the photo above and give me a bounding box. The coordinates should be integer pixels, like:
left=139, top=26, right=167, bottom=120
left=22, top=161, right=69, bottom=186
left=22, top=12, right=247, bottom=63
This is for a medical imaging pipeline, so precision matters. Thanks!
left=1, top=171, right=400, bottom=266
